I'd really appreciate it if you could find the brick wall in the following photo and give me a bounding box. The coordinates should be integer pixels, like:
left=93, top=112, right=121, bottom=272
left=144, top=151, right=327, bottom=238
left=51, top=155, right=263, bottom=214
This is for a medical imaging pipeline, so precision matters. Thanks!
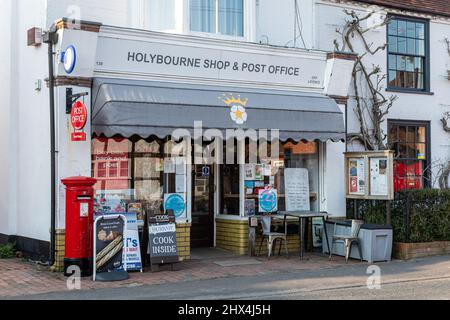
left=216, top=218, right=249, bottom=255
left=393, top=241, right=450, bottom=260
left=216, top=218, right=302, bottom=256
left=50, top=229, right=65, bottom=272
left=176, top=223, right=191, bottom=261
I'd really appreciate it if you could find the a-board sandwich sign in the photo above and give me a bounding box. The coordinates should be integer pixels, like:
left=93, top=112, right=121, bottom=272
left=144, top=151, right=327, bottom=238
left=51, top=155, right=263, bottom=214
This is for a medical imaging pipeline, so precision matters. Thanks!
left=93, top=214, right=128, bottom=281
left=94, top=212, right=143, bottom=272
left=148, top=223, right=179, bottom=265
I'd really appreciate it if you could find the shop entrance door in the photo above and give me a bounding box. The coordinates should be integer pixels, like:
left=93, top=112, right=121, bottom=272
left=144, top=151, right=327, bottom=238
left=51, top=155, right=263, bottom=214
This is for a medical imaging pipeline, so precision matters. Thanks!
left=191, top=164, right=214, bottom=248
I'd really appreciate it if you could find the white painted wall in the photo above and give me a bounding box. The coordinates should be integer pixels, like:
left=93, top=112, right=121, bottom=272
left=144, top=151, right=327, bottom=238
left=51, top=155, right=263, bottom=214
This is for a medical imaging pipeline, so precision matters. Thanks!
left=46, top=0, right=133, bottom=29
left=15, top=0, right=50, bottom=242
left=315, top=1, right=450, bottom=185
left=0, top=0, right=14, bottom=236
left=0, top=0, right=50, bottom=241
left=4, top=0, right=449, bottom=244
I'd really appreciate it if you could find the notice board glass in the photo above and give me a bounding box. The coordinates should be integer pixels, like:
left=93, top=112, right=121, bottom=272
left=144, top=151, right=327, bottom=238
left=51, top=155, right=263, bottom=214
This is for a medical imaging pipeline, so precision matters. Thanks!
left=345, top=151, right=394, bottom=200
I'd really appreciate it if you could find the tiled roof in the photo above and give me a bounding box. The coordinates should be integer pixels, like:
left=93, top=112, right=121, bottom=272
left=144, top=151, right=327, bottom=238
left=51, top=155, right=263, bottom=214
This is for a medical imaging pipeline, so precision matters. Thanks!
left=355, top=0, right=450, bottom=18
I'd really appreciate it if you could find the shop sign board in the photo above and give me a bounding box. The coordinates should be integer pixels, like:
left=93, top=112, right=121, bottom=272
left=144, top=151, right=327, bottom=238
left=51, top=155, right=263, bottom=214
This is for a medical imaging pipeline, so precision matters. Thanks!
left=95, top=34, right=326, bottom=90
left=70, top=101, right=87, bottom=141
left=345, top=151, right=394, bottom=200
left=148, top=223, right=178, bottom=265
left=70, top=101, right=87, bottom=130
left=93, top=214, right=127, bottom=280
left=94, top=212, right=142, bottom=272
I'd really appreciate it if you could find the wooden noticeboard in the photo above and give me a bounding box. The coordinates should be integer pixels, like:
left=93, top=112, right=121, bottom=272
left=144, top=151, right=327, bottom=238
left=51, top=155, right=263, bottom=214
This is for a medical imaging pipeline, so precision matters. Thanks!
left=345, top=151, right=394, bottom=200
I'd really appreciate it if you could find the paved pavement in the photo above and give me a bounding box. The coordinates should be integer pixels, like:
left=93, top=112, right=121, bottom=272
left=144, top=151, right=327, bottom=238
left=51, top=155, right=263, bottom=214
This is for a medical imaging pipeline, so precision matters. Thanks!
left=1, top=250, right=449, bottom=300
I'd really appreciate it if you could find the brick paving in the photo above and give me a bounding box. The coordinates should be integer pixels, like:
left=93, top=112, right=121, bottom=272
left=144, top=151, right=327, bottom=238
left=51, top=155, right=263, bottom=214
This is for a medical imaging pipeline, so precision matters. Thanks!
left=0, top=252, right=359, bottom=298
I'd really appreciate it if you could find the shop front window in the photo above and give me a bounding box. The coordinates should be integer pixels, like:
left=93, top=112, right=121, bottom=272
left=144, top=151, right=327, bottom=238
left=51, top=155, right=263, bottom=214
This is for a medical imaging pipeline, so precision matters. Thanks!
left=388, top=121, right=430, bottom=191
left=218, top=140, right=320, bottom=216
left=220, top=164, right=240, bottom=215
left=250, top=141, right=319, bottom=215
left=92, top=136, right=188, bottom=221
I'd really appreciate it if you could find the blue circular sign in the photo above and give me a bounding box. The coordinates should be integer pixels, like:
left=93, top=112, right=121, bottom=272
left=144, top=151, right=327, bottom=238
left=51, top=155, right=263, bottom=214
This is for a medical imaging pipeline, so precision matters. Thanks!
left=62, top=45, right=77, bottom=74
left=259, top=189, right=277, bottom=213
left=165, top=194, right=186, bottom=218
left=202, top=166, right=210, bottom=177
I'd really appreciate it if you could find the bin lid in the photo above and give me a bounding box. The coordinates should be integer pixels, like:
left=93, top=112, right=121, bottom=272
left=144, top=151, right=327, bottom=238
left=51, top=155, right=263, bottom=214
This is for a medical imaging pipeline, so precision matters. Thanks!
left=326, top=219, right=392, bottom=230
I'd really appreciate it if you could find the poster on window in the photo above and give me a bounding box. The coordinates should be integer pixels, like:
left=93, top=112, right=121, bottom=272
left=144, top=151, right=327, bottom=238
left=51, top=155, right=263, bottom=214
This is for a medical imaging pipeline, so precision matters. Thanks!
left=244, top=199, right=256, bottom=216
left=244, top=164, right=255, bottom=180
left=127, top=202, right=144, bottom=227
left=175, top=174, right=186, bottom=193
left=258, top=188, right=278, bottom=213
left=370, top=157, right=388, bottom=196
left=284, top=168, right=310, bottom=211
left=164, top=193, right=186, bottom=219
left=348, top=158, right=366, bottom=195
left=175, top=157, right=187, bottom=175
left=254, top=164, right=264, bottom=180
left=164, top=158, right=175, bottom=173
left=94, top=189, right=132, bottom=214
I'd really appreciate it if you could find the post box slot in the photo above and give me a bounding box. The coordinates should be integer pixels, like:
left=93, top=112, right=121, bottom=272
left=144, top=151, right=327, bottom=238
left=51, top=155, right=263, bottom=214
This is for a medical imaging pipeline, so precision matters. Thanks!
left=77, top=196, right=92, bottom=200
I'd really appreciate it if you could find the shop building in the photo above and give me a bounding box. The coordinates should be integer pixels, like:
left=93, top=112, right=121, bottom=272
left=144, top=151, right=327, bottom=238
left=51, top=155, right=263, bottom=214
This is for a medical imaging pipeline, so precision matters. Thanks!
left=0, top=0, right=449, bottom=267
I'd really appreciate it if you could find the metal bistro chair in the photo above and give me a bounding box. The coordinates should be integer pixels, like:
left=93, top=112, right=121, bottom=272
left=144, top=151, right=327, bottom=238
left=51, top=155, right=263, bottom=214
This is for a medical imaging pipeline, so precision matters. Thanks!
left=258, top=215, right=289, bottom=259
left=329, top=219, right=364, bottom=263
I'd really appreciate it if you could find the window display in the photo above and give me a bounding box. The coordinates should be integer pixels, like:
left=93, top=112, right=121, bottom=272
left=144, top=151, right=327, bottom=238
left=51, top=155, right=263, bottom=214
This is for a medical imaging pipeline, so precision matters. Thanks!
left=92, top=137, right=187, bottom=220
left=230, top=140, right=320, bottom=216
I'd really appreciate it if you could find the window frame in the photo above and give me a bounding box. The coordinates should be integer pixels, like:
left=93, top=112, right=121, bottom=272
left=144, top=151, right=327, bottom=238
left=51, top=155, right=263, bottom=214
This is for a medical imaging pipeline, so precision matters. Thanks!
left=386, top=15, right=430, bottom=93
left=387, top=119, right=431, bottom=189
left=187, top=0, right=248, bottom=41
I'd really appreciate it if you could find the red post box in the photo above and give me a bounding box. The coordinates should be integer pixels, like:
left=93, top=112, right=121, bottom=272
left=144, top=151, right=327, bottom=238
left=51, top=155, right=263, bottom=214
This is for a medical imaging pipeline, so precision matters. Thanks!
left=61, top=176, right=97, bottom=276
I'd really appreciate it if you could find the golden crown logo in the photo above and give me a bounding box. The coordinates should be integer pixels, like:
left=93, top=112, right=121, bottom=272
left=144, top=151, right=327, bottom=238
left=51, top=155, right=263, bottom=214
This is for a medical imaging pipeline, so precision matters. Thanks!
left=219, top=94, right=248, bottom=107
left=219, top=93, right=249, bottom=125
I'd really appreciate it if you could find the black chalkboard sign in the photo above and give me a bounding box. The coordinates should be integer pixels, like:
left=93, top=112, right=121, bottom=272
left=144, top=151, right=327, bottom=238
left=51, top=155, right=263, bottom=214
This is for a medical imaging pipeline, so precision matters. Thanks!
left=147, top=210, right=178, bottom=271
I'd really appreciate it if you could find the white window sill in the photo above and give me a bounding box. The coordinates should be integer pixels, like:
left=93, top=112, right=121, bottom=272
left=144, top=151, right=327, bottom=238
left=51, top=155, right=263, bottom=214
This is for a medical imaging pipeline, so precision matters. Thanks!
left=187, top=31, right=248, bottom=42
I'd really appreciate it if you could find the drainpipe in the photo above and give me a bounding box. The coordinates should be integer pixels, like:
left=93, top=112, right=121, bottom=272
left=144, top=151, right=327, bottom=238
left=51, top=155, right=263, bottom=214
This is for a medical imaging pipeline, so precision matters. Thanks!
left=43, top=26, right=58, bottom=266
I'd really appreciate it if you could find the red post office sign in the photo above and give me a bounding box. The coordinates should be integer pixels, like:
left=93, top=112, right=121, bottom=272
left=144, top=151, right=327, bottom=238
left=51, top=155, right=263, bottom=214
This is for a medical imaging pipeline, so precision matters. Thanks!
left=71, top=132, right=86, bottom=141
left=70, top=101, right=87, bottom=130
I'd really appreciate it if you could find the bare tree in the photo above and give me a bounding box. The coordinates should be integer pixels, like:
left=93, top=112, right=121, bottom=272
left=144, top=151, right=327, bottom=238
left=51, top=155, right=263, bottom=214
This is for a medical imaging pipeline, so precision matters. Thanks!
left=423, top=158, right=450, bottom=189
left=334, top=10, right=397, bottom=150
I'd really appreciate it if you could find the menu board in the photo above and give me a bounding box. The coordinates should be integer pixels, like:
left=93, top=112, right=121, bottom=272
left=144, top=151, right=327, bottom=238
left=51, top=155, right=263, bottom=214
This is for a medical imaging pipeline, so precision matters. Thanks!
left=370, top=158, right=388, bottom=196
left=348, top=158, right=366, bottom=195
left=284, top=168, right=310, bottom=211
